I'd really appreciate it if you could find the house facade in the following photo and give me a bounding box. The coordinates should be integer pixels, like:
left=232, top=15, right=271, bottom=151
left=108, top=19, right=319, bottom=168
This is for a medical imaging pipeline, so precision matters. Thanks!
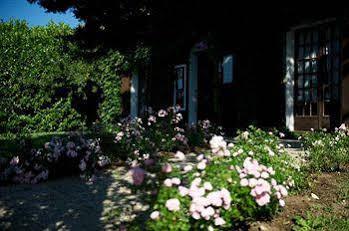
left=130, top=14, right=349, bottom=132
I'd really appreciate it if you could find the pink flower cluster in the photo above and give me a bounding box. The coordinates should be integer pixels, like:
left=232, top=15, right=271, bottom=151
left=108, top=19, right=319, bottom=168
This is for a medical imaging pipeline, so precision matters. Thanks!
left=148, top=115, right=157, bottom=125
left=209, top=136, right=230, bottom=157
left=164, top=177, right=181, bottom=187
left=2, top=135, right=108, bottom=185
left=237, top=157, right=287, bottom=207
left=175, top=177, right=230, bottom=227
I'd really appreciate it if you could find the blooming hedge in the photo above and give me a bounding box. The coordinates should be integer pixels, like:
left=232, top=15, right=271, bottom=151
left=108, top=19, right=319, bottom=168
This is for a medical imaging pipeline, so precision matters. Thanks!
left=146, top=126, right=305, bottom=230
left=0, top=133, right=110, bottom=185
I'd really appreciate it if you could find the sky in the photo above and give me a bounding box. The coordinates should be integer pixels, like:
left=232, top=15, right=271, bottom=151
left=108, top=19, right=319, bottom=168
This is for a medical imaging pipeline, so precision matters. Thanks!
left=0, top=0, right=80, bottom=27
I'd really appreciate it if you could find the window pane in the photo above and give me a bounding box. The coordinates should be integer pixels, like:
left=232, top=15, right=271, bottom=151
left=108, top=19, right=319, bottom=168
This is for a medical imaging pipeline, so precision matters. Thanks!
left=312, top=88, right=318, bottom=101
left=305, top=89, right=310, bottom=101
left=311, top=60, right=318, bottom=72
left=305, top=61, right=311, bottom=72
left=311, top=75, right=318, bottom=87
left=298, top=62, right=303, bottom=73
left=223, top=55, right=233, bottom=84
left=304, top=76, right=311, bottom=88
left=298, top=75, right=304, bottom=88
left=298, top=46, right=304, bottom=59
left=304, top=103, right=310, bottom=115
left=297, top=90, right=304, bottom=101
left=311, top=102, right=318, bottom=115
left=305, top=46, right=311, bottom=58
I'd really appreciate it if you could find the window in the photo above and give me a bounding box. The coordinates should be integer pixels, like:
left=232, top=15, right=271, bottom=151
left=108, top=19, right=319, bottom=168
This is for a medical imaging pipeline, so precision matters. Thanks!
left=222, top=55, right=234, bottom=84
left=173, top=64, right=187, bottom=111
left=295, top=24, right=341, bottom=117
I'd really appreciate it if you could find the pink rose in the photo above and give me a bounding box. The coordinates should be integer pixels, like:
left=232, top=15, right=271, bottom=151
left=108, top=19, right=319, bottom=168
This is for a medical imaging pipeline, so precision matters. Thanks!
left=165, top=198, right=180, bottom=211
left=178, top=186, right=189, bottom=196
left=197, top=161, right=206, bottom=170
left=171, top=177, right=181, bottom=185
left=279, top=199, right=285, bottom=207
left=214, top=217, right=226, bottom=226
left=150, top=211, right=160, bottom=220
left=255, top=192, right=270, bottom=206
left=183, top=165, right=193, bottom=172
left=240, top=178, right=249, bottom=186
left=162, top=163, right=172, bottom=173
left=164, top=179, right=173, bottom=187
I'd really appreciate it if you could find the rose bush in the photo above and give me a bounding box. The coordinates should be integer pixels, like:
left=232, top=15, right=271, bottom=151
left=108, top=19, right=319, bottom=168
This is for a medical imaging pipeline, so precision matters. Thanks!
left=114, top=107, right=188, bottom=164
left=146, top=126, right=305, bottom=230
left=0, top=133, right=109, bottom=185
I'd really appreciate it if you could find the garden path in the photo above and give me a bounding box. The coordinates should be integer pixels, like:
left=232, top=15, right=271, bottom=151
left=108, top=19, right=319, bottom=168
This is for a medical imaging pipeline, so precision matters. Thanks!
left=0, top=167, right=150, bottom=231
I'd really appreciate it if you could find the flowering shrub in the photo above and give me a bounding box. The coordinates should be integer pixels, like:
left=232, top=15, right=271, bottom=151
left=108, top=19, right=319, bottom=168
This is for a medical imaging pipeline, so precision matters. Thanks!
left=186, top=120, right=224, bottom=147
left=301, top=124, right=349, bottom=172
left=114, top=107, right=188, bottom=165
left=147, top=126, right=305, bottom=230
left=0, top=133, right=109, bottom=185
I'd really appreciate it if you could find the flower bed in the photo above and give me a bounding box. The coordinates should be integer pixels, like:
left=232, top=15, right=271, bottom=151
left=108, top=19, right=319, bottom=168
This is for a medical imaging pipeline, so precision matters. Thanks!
left=114, top=107, right=220, bottom=167
left=146, top=126, right=305, bottom=230
left=0, top=133, right=110, bottom=185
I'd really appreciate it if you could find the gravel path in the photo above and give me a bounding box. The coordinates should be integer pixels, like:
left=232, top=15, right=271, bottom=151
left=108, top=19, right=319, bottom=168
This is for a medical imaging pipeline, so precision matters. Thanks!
left=0, top=167, right=150, bottom=231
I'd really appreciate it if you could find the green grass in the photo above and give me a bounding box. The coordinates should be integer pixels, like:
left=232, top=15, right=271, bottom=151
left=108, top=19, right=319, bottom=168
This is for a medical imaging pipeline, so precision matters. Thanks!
left=293, top=214, right=349, bottom=231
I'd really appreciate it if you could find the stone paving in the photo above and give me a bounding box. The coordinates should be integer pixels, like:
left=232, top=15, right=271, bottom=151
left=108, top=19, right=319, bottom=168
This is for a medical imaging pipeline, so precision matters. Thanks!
left=0, top=167, right=150, bottom=231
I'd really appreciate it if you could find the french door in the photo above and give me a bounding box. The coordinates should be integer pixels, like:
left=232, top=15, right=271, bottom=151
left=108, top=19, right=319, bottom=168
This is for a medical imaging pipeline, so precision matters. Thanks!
left=294, top=23, right=341, bottom=130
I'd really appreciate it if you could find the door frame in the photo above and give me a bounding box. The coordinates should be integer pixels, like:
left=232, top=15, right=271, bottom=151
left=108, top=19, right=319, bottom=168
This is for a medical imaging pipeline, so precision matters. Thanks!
left=285, top=18, right=341, bottom=131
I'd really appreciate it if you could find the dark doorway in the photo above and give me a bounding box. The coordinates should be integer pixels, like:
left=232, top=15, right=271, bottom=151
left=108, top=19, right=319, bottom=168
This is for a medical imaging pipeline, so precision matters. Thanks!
left=197, top=52, right=216, bottom=122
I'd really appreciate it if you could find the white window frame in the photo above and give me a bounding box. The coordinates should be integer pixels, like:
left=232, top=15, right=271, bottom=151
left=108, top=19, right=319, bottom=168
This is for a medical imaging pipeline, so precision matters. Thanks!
left=173, top=64, right=187, bottom=111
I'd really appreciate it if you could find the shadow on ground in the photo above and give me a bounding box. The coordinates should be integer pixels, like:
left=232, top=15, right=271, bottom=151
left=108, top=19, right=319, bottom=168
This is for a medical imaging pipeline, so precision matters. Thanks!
left=0, top=167, right=150, bottom=230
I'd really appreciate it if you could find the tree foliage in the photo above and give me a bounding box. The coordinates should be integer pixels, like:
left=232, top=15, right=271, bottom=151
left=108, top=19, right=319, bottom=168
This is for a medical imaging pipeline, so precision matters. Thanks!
left=0, top=20, right=127, bottom=135
left=26, top=1, right=349, bottom=59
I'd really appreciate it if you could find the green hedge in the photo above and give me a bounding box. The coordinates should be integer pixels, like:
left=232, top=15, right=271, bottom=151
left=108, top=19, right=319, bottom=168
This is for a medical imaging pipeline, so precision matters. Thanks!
left=0, top=20, right=128, bottom=135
